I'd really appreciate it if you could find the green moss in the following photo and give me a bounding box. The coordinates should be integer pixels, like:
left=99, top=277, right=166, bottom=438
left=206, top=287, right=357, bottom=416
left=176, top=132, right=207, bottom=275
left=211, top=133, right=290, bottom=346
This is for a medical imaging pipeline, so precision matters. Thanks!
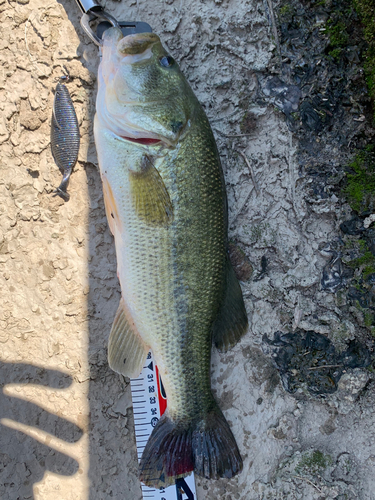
left=326, top=19, right=349, bottom=48
left=343, top=146, right=375, bottom=213
left=358, top=239, right=368, bottom=251
left=348, top=251, right=375, bottom=268
left=320, top=0, right=374, bottom=114
left=296, top=450, right=332, bottom=474
left=323, top=5, right=356, bottom=62
left=364, top=310, right=374, bottom=326
left=347, top=247, right=375, bottom=279
left=279, top=4, right=293, bottom=17
left=353, top=0, right=375, bottom=112
left=328, top=47, right=343, bottom=60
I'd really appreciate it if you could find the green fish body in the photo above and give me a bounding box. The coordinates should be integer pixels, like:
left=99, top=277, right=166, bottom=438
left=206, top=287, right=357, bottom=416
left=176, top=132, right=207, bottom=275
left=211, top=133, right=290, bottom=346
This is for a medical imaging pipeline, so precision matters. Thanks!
left=94, top=28, right=248, bottom=487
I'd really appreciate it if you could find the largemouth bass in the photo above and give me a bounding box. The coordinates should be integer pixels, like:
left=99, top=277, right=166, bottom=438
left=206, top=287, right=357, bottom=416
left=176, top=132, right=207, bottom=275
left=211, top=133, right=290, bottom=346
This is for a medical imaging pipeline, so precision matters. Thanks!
left=94, top=28, right=248, bottom=488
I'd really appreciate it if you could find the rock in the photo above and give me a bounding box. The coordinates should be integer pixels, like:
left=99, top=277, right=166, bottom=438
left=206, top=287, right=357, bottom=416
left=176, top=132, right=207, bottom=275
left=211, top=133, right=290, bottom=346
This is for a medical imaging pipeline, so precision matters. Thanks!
left=228, top=242, right=253, bottom=281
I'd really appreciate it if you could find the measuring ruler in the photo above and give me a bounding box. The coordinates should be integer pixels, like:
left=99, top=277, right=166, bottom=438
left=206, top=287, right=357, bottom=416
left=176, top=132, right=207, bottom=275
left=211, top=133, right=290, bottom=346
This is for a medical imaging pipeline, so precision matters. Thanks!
left=130, top=351, right=197, bottom=500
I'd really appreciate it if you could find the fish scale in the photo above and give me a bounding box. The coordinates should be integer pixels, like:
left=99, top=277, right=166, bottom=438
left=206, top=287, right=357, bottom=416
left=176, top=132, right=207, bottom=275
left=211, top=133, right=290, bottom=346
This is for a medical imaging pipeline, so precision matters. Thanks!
left=51, top=82, right=80, bottom=198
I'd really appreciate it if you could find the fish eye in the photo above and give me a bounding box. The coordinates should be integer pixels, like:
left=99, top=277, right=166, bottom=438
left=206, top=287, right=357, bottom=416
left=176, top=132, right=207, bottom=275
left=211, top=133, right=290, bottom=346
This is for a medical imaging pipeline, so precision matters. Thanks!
left=160, top=56, right=174, bottom=68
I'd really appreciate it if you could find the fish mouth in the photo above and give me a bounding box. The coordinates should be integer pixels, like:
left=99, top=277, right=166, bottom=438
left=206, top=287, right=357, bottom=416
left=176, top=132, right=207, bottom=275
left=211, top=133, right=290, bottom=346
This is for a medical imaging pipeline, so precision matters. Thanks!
left=113, top=122, right=171, bottom=147
left=120, top=135, right=163, bottom=146
left=104, top=114, right=177, bottom=148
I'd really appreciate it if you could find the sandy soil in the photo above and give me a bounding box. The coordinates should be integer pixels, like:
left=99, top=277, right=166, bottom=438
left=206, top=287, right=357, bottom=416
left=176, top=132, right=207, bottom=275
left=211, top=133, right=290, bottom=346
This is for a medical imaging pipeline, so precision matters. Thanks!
left=1, top=0, right=375, bottom=499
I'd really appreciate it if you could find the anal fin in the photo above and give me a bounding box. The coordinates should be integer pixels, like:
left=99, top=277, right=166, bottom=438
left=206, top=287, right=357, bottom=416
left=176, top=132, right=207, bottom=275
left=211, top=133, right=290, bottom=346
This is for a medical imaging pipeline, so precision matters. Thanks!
left=212, top=256, right=248, bottom=352
left=108, top=298, right=149, bottom=378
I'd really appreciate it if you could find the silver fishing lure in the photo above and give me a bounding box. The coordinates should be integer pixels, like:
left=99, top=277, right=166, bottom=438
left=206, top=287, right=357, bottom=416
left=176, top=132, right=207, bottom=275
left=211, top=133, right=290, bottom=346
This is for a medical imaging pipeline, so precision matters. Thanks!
left=51, top=77, right=80, bottom=200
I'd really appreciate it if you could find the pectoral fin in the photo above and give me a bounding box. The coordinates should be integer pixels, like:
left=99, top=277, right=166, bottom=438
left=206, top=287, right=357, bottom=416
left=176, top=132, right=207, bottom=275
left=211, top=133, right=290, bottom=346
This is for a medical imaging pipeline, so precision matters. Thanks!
left=129, top=155, right=173, bottom=226
left=108, top=298, right=149, bottom=378
left=212, top=256, right=248, bottom=352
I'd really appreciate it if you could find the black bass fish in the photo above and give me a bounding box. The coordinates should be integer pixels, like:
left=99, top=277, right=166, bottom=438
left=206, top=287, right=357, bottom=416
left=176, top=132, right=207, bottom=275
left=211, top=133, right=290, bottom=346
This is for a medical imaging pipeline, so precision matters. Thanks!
left=51, top=78, right=80, bottom=200
left=94, top=27, right=248, bottom=488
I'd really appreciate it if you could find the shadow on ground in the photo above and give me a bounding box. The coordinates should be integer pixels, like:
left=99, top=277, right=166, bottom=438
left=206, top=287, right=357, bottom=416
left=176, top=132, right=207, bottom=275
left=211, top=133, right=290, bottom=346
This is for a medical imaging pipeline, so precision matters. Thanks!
left=0, top=362, right=82, bottom=499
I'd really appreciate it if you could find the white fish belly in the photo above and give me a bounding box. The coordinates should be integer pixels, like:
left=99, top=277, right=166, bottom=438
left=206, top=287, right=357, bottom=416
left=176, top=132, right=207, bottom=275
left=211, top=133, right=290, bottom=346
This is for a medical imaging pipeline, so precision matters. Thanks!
left=95, top=122, right=189, bottom=414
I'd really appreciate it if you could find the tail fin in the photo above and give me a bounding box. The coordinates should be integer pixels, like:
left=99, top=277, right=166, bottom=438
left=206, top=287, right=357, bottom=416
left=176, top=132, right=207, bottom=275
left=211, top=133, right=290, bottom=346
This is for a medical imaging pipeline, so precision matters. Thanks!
left=139, top=406, right=242, bottom=488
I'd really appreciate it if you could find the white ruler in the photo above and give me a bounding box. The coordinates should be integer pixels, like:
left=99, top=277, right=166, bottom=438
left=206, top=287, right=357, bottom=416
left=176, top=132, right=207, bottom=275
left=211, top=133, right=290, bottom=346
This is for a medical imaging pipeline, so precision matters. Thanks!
left=131, top=351, right=197, bottom=500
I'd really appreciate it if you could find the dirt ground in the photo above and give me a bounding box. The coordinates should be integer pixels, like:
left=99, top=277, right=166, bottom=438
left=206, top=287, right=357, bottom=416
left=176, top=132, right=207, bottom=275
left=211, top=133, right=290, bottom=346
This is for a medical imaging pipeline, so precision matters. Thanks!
left=1, top=0, right=375, bottom=499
